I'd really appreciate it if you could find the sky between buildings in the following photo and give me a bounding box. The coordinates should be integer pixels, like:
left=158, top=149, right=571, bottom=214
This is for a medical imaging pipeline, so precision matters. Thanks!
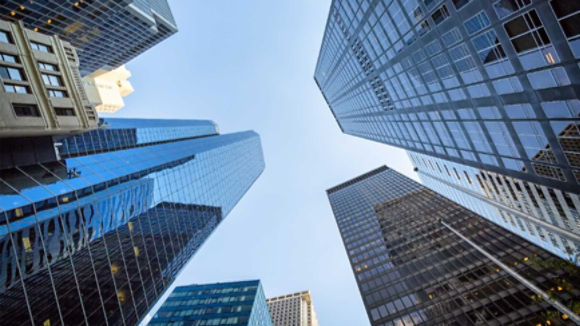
left=100, top=1, right=420, bottom=325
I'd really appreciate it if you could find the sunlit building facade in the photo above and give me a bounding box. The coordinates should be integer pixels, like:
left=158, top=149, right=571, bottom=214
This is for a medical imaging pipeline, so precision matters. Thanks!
left=0, top=0, right=178, bottom=75
left=327, top=166, right=580, bottom=326
left=315, top=0, right=580, bottom=195
left=149, top=280, right=273, bottom=326
left=0, top=20, right=99, bottom=139
left=0, top=118, right=265, bottom=326
left=83, top=65, right=134, bottom=113
left=408, top=151, right=580, bottom=261
left=267, top=291, right=319, bottom=326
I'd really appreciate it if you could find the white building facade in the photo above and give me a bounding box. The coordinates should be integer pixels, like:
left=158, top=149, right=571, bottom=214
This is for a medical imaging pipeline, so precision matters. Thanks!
left=267, top=291, right=319, bottom=326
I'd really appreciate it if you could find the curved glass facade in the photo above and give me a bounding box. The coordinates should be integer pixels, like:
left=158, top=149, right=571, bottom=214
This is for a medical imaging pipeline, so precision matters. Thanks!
left=0, top=120, right=265, bottom=326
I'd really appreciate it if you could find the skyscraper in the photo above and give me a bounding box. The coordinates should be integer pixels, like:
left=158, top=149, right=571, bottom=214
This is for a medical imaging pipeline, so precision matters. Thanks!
left=267, top=291, right=319, bottom=326
left=0, top=0, right=178, bottom=75
left=327, top=166, right=580, bottom=326
left=0, top=118, right=265, bottom=326
left=408, top=151, right=580, bottom=262
left=314, top=0, right=580, bottom=198
left=148, top=280, right=273, bottom=326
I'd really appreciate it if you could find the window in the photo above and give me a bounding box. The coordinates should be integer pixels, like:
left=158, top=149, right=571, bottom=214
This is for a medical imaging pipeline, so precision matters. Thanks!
left=42, top=74, right=63, bottom=86
left=505, top=10, right=558, bottom=69
left=494, top=0, right=532, bottom=19
left=30, top=42, right=51, bottom=53
left=432, top=5, right=450, bottom=25
left=38, top=62, right=58, bottom=71
left=0, top=30, right=11, bottom=43
left=465, top=11, right=491, bottom=35
left=550, top=0, right=580, bottom=58
left=453, top=0, right=471, bottom=10
left=13, top=104, right=40, bottom=117
left=48, top=89, right=67, bottom=98
left=0, top=53, right=17, bottom=63
left=425, top=40, right=442, bottom=56
left=0, top=66, right=24, bottom=81
left=472, top=30, right=507, bottom=65
left=4, top=84, right=28, bottom=93
left=504, top=10, right=550, bottom=53
left=442, top=28, right=462, bottom=47
left=424, top=0, right=444, bottom=11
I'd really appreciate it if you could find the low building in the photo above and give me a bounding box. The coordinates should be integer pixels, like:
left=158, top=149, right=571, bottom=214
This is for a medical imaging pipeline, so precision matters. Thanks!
left=83, top=65, right=134, bottom=113
left=0, top=20, right=99, bottom=139
left=149, top=280, right=273, bottom=326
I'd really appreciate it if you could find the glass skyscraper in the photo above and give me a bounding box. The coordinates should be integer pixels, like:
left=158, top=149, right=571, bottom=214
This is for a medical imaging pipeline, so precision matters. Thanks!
left=0, top=118, right=265, bottom=326
left=314, top=0, right=580, bottom=259
left=327, top=166, right=580, bottom=326
left=408, top=151, right=580, bottom=262
left=148, top=280, right=273, bottom=326
left=0, top=0, right=178, bottom=75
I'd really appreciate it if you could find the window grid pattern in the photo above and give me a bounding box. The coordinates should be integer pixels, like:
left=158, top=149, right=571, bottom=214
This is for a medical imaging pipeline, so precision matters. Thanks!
left=0, top=0, right=177, bottom=75
left=409, top=152, right=580, bottom=262
left=0, top=119, right=265, bottom=326
left=149, top=280, right=273, bottom=326
left=327, top=167, right=580, bottom=326
left=315, top=0, right=580, bottom=193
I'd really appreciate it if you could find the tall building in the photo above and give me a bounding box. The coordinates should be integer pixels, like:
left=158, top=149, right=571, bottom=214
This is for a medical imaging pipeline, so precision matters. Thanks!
left=0, top=20, right=99, bottom=139
left=327, top=166, right=580, bottom=326
left=0, top=118, right=265, bottom=326
left=83, top=65, right=134, bottom=113
left=148, top=280, right=273, bottom=326
left=0, top=0, right=178, bottom=75
left=267, top=291, right=319, bottom=326
left=314, top=0, right=580, bottom=198
left=408, top=151, right=580, bottom=262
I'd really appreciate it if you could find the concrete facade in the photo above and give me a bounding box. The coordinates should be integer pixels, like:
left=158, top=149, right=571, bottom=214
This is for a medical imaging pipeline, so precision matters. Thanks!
left=0, top=20, right=99, bottom=138
left=266, top=291, right=319, bottom=326
left=83, top=65, right=134, bottom=113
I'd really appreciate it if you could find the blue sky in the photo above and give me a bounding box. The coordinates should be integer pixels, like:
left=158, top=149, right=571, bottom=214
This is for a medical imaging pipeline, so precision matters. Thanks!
left=103, top=1, right=419, bottom=325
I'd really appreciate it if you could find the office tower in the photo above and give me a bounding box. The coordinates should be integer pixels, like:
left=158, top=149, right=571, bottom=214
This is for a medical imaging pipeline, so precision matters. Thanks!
left=83, top=65, right=134, bottom=113
left=0, top=20, right=99, bottom=139
left=267, top=291, right=319, bottom=326
left=327, top=166, right=580, bottom=326
left=0, top=0, right=178, bottom=75
left=148, top=280, right=273, bottom=326
left=407, top=151, right=580, bottom=262
left=0, top=118, right=265, bottom=326
left=315, top=0, right=580, bottom=196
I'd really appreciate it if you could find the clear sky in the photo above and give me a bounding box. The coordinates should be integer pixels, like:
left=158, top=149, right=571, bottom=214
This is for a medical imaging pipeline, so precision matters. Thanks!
left=102, top=1, right=420, bottom=325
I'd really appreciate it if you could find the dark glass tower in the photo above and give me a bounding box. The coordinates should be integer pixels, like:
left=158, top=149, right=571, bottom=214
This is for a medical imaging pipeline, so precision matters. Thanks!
left=327, top=166, right=580, bottom=326
left=314, top=0, right=580, bottom=196
left=0, top=0, right=177, bottom=75
left=0, top=118, right=265, bottom=326
left=148, top=280, right=273, bottom=326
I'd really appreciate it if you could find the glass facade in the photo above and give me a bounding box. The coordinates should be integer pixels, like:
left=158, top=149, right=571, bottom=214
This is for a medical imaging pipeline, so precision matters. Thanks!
left=0, top=119, right=265, bottom=326
left=408, top=151, right=580, bottom=261
left=0, top=0, right=178, bottom=75
left=314, top=0, right=580, bottom=196
left=148, top=280, right=273, bottom=326
left=327, top=166, right=580, bottom=326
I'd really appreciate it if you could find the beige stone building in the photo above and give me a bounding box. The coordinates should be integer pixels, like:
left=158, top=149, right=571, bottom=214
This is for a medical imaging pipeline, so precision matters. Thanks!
left=267, top=291, right=319, bottom=326
left=0, top=20, right=99, bottom=138
left=83, top=65, right=134, bottom=113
